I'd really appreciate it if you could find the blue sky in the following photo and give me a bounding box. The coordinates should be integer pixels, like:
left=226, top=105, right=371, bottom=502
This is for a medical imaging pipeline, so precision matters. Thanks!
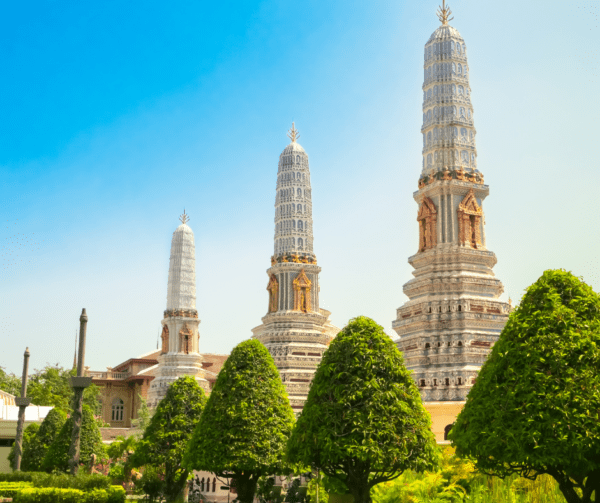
left=1, top=0, right=598, bottom=374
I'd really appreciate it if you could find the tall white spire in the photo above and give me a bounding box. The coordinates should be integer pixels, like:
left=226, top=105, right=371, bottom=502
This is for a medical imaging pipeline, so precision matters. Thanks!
left=392, top=12, right=509, bottom=403
left=273, top=123, right=315, bottom=260
left=148, top=212, right=207, bottom=408
left=253, top=124, right=338, bottom=413
left=166, top=210, right=197, bottom=312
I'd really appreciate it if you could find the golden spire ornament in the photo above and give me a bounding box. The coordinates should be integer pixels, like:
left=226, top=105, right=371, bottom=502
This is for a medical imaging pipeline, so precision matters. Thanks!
left=436, top=0, right=454, bottom=25
left=179, top=209, right=190, bottom=225
left=287, top=122, right=300, bottom=143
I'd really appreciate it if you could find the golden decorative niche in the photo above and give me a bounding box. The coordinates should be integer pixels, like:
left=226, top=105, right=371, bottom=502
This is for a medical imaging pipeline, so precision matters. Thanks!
left=179, top=324, right=193, bottom=354
left=457, top=189, right=483, bottom=248
left=161, top=325, right=169, bottom=354
left=267, top=274, right=279, bottom=313
left=293, top=269, right=312, bottom=313
left=417, top=196, right=438, bottom=252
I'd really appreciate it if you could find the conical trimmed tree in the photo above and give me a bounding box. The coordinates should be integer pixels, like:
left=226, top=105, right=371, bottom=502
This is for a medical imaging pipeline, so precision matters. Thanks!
left=130, top=375, right=207, bottom=503
left=23, top=408, right=66, bottom=471
left=42, top=404, right=104, bottom=473
left=185, top=339, right=295, bottom=503
left=450, top=270, right=600, bottom=503
left=287, top=316, right=438, bottom=503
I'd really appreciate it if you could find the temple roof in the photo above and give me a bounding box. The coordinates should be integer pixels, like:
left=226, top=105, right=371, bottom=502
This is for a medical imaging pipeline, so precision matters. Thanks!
left=427, top=24, right=464, bottom=44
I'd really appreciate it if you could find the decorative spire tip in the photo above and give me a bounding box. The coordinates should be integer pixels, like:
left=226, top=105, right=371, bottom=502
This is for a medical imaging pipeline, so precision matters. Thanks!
left=179, top=209, right=190, bottom=225
left=287, top=122, right=300, bottom=143
left=437, top=0, right=454, bottom=25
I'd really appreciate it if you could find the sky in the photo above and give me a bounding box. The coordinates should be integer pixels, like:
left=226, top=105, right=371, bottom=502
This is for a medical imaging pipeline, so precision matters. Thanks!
left=1, top=0, right=598, bottom=375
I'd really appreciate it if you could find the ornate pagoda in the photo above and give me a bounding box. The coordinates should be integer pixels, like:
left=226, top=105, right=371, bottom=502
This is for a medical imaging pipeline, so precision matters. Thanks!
left=252, top=124, right=339, bottom=413
left=392, top=2, right=510, bottom=405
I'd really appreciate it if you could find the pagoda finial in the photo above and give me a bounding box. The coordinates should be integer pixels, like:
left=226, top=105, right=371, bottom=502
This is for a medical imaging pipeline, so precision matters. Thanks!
left=287, top=122, right=300, bottom=143
left=436, top=0, right=454, bottom=25
left=179, top=209, right=190, bottom=225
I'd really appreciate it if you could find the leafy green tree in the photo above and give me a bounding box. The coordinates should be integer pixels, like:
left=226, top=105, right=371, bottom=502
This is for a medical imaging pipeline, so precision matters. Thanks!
left=0, top=367, right=21, bottom=396
left=185, top=339, right=295, bottom=503
left=450, top=270, right=600, bottom=503
left=42, top=404, right=105, bottom=473
left=130, top=376, right=207, bottom=503
left=287, top=316, right=438, bottom=503
left=8, top=422, right=40, bottom=470
left=21, top=408, right=67, bottom=472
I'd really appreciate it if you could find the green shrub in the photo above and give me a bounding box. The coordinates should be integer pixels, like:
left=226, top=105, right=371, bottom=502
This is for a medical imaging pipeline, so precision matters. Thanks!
left=0, top=481, right=33, bottom=498
left=42, top=405, right=105, bottom=473
left=13, top=485, right=125, bottom=503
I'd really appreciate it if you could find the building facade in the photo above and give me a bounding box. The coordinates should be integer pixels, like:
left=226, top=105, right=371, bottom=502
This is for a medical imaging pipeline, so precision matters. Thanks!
left=392, top=2, right=510, bottom=438
left=253, top=124, right=339, bottom=412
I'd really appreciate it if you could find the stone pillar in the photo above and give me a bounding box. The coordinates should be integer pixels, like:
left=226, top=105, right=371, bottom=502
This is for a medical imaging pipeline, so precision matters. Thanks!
left=68, top=309, right=92, bottom=476
left=13, top=348, right=31, bottom=471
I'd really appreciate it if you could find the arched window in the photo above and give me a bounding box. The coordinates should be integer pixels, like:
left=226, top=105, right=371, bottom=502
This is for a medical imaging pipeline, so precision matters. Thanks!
left=296, top=155, right=300, bottom=163
left=425, top=343, right=431, bottom=349
left=427, top=131, right=432, bottom=145
left=292, top=220, right=296, bottom=229
left=298, top=238, right=303, bottom=250
left=427, top=154, right=433, bottom=166
left=201, top=478, right=205, bottom=491
left=112, top=398, right=124, bottom=421
left=457, top=44, right=461, bottom=55
left=444, top=424, right=454, bottom=441
left=458, top=85, right=464, bottom=95
left=451, top=40, right=455, bottom=53
left=464, top=65, right=468, bottom=77
left=297, top=204, right=302, bottom=213
left=460, top=128, right=467, bottom=138
left=451, top=84, right=456, bottom=94
left=452, top=62, right=456, bottom=74
left=434, top=107, right=439, bottom=118
left=212, top=478, right=216, bottom=492
left=297, top=188, right=302, bottom=197
left=298, top=221, right=303, bottom=230
left=458, top=63, right=462, bottom=75
left=468, top=109, right=472, bottom=120
left=292, top=237, right=295, bottom=247
left=458, top=341, right=463, bottom=347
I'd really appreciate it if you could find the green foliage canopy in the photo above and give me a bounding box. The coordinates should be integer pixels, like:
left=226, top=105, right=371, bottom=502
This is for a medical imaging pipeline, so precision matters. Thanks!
left=450, top=270, right=600, bottom=503
left=0, top=364, right=100, bottom=414
left=130, top=376, right=207, bottom=503
left=0, top=367, right=21, bottom=396
left=287, top=316, right=438, bottom=503
left=185, top=339, right=295, bottom=503
left=42, top=405, right=105, bottom=473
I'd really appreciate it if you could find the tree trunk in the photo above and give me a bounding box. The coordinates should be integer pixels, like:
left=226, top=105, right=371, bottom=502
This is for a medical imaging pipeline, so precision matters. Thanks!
left=555, top=477, right=583, bottom=503
left=347, top=483, right=371, bottom=503
left=234, top=472, right=258, bottom=503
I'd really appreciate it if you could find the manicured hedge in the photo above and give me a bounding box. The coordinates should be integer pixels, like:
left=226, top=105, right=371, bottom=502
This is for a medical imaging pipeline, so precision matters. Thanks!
left=0, top=473, right=110, bottom=491
left=0, top=482, right=33, bottom=498
left=13, top=486, right=125, bottom=503
left=0, top=473, right=34, bottom=483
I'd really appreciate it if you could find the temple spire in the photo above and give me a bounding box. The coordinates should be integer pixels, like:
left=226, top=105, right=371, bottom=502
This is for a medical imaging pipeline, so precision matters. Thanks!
left=437, top=0, right=454, bottom=25
left=287, top=122, right=300, bottom=143
left=179, top=209, right=189, bottom=225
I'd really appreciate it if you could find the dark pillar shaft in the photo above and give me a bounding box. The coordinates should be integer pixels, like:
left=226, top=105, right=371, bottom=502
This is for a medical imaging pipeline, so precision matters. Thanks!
left=13, top=348, right=31, bottom=471
left=68, top=308, right=91, bottom=476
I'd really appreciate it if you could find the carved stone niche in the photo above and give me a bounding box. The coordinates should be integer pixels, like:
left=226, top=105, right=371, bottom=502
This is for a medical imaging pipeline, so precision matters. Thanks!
left=293, top=269, right=312, bottom=313
left=161, top=325, right=169, bottom=354
left=179, top=324, right=193, bottom=354
left=266, top=274, right=279, bottom=313
left=457, top=189, right=483, bottom=248
left=417, top=196, right=438, bottom=252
